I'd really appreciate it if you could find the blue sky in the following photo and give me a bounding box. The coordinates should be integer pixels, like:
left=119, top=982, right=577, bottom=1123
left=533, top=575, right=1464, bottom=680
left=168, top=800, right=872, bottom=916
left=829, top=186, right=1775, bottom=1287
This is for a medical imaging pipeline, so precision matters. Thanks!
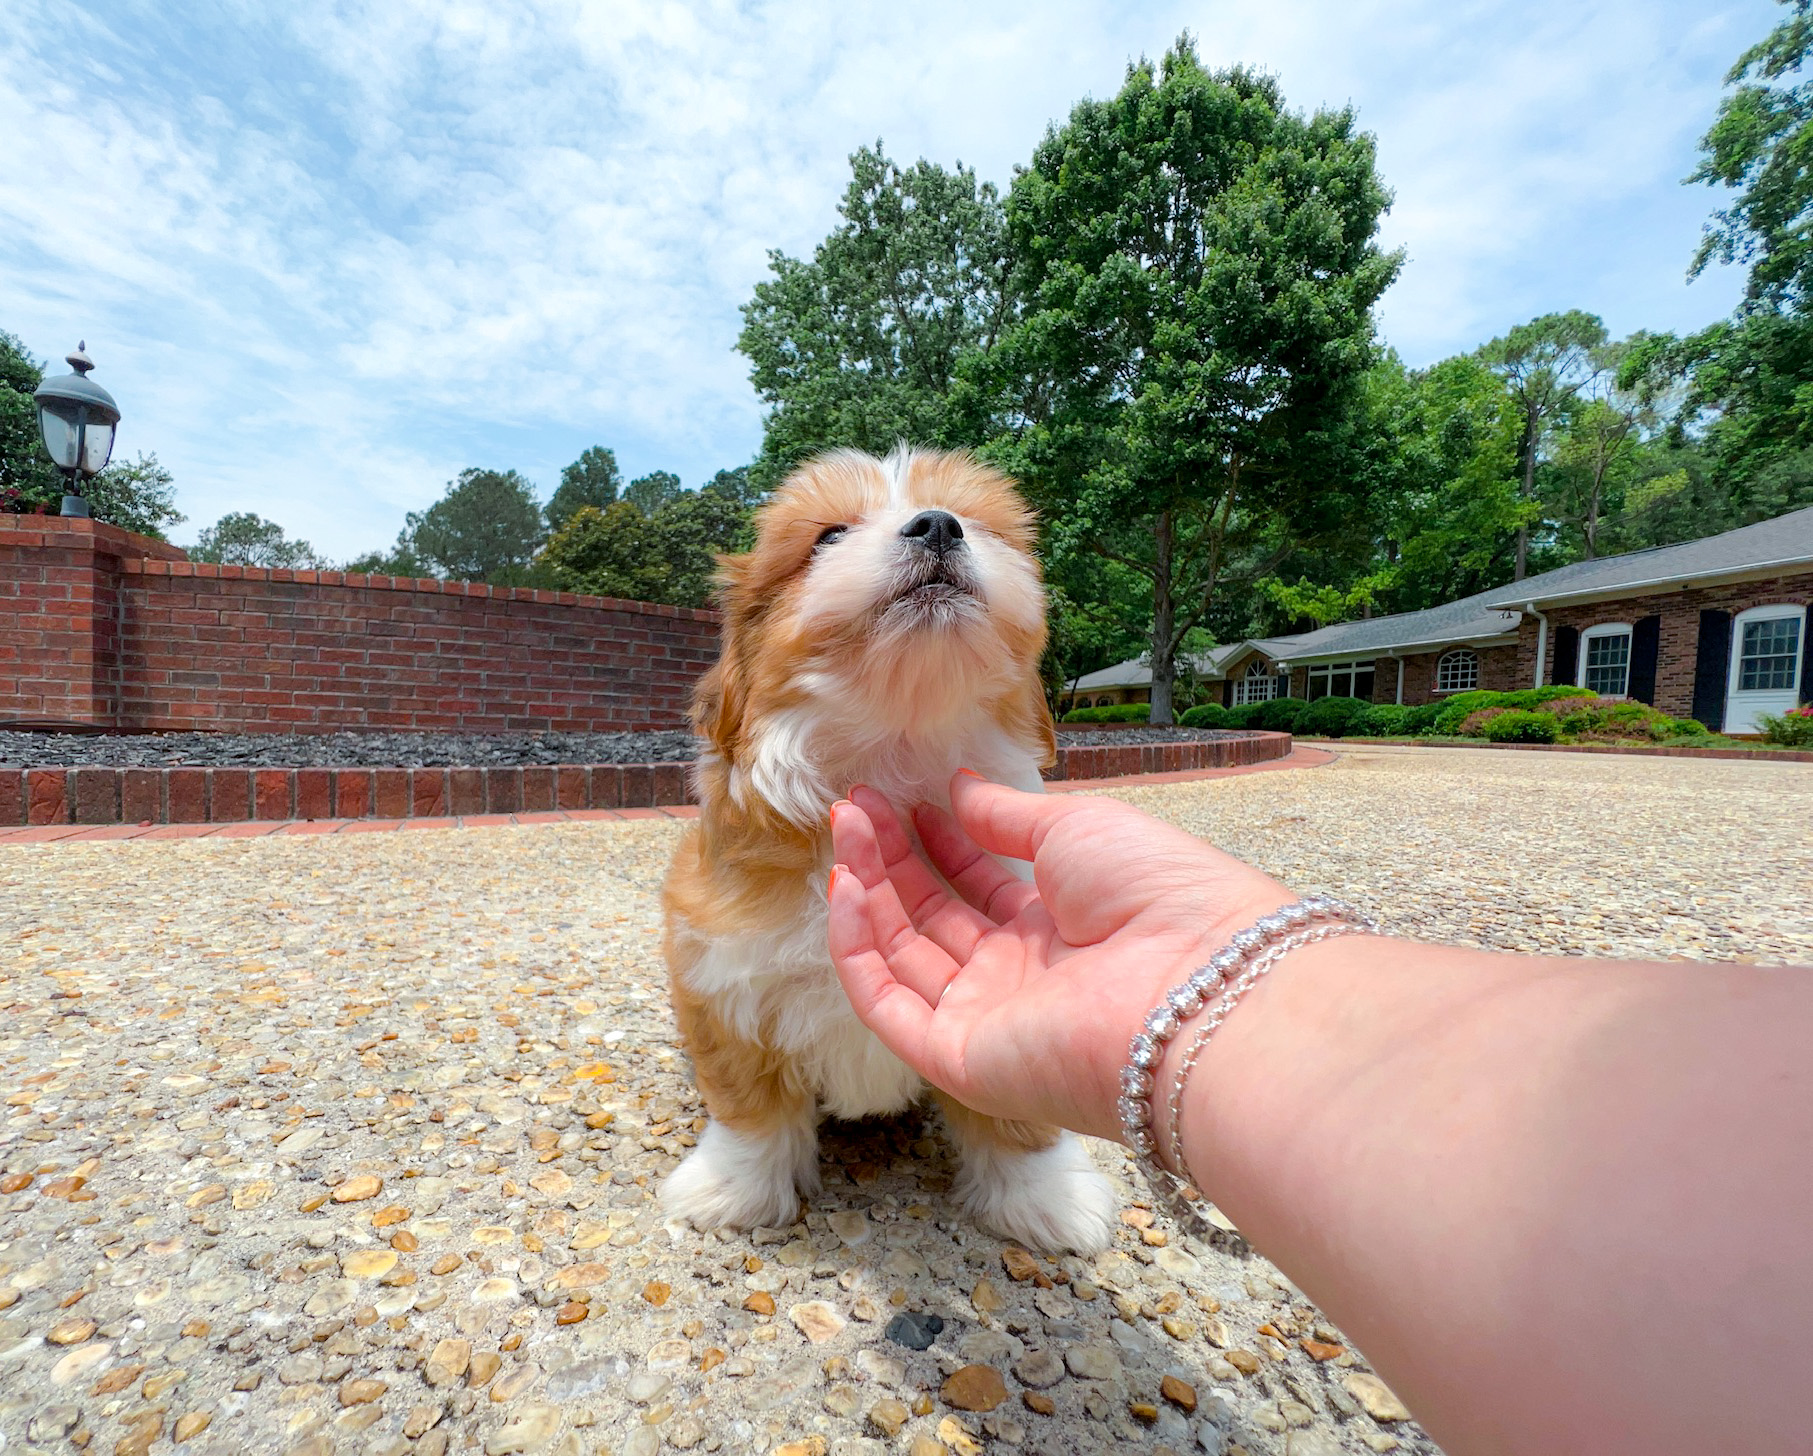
left=0, top=0, right=1779, bottom=560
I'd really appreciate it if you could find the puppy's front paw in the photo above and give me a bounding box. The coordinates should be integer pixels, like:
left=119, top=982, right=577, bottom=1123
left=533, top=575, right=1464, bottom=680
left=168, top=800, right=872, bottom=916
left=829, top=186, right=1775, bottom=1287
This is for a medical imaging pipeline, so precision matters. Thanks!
left=659, top=1119, right=816, bottom=1231
left=953, top=1131, right=1117, bottom=1255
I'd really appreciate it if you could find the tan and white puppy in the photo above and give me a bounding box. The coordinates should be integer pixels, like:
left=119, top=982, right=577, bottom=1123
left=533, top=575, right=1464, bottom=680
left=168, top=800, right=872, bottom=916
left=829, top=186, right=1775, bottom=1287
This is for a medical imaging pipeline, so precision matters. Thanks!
left=659, top=446, right=1116, bottom=1253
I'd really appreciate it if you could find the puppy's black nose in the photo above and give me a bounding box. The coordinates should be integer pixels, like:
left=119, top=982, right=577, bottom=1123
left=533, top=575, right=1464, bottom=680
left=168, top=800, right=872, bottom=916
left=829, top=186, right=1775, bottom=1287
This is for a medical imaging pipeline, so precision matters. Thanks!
left=900, top=509, right=964, bottom=556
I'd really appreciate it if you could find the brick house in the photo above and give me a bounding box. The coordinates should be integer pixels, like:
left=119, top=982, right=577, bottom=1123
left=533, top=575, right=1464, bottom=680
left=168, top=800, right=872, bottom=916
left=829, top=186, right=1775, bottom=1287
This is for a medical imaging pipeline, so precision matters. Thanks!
left=1067, top=505, right=1813, bottom=733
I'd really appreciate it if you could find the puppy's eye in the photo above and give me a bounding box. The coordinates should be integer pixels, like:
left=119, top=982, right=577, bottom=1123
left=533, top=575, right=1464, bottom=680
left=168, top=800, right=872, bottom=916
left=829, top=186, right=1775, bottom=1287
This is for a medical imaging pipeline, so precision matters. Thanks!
left=814, top=525, right=848, bottom=550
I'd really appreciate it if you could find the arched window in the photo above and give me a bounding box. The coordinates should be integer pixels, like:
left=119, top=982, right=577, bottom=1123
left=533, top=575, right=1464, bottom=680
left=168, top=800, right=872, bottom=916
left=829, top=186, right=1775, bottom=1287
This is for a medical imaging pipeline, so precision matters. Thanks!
left=1579, top=624, right=1633, bottom=697
left=1234, top=659, right=1278, bottom=706
left=1435, top=649, right=1480, bottom=694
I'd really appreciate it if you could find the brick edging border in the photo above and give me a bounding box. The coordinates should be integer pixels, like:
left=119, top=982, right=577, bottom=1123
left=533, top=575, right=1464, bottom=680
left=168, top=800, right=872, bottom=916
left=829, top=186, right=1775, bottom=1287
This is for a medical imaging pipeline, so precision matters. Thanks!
left=0, top=732, right=1292, bottom=828
left=1314, top=736, right=1813, bottom=765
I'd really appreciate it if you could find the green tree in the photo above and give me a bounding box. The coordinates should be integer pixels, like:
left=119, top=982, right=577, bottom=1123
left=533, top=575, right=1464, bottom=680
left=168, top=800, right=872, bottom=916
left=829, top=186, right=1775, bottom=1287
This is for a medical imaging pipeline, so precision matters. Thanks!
left=1477, top=311, right=1607, bottom=578
left=546, top=446, right=621, bottom=531
left=538, top=502, right=673, bottom=602
left=624, top=470, right=683, bottom=516
left=1543, top=341, right=1656, bottom=559
left=0, top=330, right=61, bottom=513
left=977, top=41, right=1400, bottom=723
left=739, top=143, right=1010, bottom=486
left=190, top=512, right=330, bottom=569
left=84, top=452, right=185, bottom=540
left=344, top=529, right=427, bottom=578
left=408, top=468, right=546, bottom=583
left=1692, top=0, right=1813, bottom=308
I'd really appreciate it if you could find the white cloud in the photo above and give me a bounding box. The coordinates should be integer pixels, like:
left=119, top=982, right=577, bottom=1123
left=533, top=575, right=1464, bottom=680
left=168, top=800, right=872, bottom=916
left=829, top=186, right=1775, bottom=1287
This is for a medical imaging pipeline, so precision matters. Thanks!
left=0, top=0, right=1777, bottom=558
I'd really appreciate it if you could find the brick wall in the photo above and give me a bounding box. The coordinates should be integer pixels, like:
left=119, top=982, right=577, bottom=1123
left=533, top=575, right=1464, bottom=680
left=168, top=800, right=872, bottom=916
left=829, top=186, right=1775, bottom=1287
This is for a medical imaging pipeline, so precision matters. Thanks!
left=1, top=517, right=719, bottom=733
left=1277, top=645, right=1519, bottom=705
left=1515, top=571, right=1813, bottom=718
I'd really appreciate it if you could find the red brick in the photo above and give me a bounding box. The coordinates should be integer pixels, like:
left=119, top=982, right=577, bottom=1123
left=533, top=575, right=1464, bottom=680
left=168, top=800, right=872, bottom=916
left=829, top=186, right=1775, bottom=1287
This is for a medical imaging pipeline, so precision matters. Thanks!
left=330, top=769, right=372, bottom=819
left=208, top=769, right=251, bottom=822
left=449, top=768, right=484, bottom=815
left=411, top=768, right=447, bottom=818
left=118, top=769, right=161, bottom=823
left=295, top=768, right=333, bottom=820
left=486, top=767, right=523, bottom=814
left=253, top=769, right=294, bottom=820
left=25, top=768, right=69, bottom=824
left=521, top=766, right=555, bottom=812
left=369, top=767, right=407, bottom=818
left=555, top=766, right=588, bottom=810
left=589, top=764, right=623, bottom=810
left=620, top=764, right=653, bottom=807
left=64, top=767, right=117, bottom=825
left=167, top=768, right=208, bottom=823
left=652, top=761, right=688, bottom=806
left=0, top=768, right=22, bottom=826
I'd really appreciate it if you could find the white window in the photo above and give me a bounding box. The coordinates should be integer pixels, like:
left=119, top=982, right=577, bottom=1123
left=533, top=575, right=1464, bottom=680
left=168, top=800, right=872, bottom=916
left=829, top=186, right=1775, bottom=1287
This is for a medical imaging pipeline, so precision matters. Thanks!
left=1434, top=649, right=1479, bottom=694
left=1305, top=659, right=1376, bottom=701
left=1579, top=624, right=1632, bottom=697
left=1738, top=613, right=1802, bottom=691
left=1234, top=659, right=1278, bottom=706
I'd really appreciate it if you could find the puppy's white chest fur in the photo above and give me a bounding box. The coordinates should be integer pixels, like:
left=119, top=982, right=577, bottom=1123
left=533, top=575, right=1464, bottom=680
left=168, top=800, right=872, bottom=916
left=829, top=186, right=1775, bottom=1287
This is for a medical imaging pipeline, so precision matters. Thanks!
left=684, top=907, right=923, bottom=1120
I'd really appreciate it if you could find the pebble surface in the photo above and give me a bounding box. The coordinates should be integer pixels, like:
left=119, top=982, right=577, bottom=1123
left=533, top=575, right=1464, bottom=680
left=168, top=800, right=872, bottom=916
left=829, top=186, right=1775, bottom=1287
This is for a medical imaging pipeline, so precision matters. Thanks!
left=1, top=744, right=1806, bottom=1456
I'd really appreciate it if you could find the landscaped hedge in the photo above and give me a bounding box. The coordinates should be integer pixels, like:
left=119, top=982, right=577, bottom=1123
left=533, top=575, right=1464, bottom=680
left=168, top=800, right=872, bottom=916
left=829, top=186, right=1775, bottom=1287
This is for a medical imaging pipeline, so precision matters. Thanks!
left=1760, top=706, right=1813, bottom=747
left=1061, top=702, right=1152, bottom=723
left=1307, top=684, right=1712, bottom=746
left=1179, top=703, right=1232, bottom=729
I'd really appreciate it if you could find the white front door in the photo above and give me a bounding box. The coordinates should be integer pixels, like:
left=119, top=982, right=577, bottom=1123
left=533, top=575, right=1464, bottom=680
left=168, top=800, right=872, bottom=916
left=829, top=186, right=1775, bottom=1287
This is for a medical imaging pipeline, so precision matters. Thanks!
left=1724, top=605, right=1806, bottom=734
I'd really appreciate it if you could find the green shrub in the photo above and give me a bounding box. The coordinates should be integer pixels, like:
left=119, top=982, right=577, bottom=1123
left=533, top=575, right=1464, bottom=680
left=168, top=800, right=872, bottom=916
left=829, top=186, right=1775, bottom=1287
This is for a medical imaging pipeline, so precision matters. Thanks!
left=1225, top=703, right=1267, bottom=730
left=1760, top=706, right=1813, bottom=747
left=1296, top=696, right=1372, bottom=738
left=1456, top=705, right=1512, bottom=737
left=1352, top=703, right=1413, bottom=736
left=1430, top=691, right=1507, bottom=735
left=1482, top=710, right=1559, bottom=744
left=1061, top=702, right=1152, bottom=723
left=1668, top=717, right=1710, bottom=737
left=1179, top=703, right=1232, bottom=729
left=1402, top=701, right=1449, bottom=735
left=1253, top=697, right=1311, bottom=732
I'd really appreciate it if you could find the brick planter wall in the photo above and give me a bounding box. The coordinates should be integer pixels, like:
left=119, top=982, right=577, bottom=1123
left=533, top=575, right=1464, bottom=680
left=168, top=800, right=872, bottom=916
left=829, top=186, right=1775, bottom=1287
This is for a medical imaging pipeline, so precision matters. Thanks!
left=0, top=732, right=1291, bottom=827
left=1, top=517, right=719, bottom=733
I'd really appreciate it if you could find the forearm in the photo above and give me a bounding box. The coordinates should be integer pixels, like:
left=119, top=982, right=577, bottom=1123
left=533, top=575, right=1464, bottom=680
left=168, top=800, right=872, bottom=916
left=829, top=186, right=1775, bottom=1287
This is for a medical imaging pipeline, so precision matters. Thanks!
left=1170, top=934, right=1813, bottom=1455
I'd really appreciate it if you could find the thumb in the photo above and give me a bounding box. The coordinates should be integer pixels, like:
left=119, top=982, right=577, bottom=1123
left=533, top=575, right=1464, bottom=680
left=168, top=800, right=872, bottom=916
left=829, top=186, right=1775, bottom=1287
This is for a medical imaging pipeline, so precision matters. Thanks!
left=947, top=770, right=1089, bottom=863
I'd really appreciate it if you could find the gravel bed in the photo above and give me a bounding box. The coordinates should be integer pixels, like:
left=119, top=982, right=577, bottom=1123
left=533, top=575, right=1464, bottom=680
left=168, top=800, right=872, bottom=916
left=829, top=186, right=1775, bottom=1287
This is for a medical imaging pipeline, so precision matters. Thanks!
left=1055, top=728, right=1244, bottom=746
left=3, top=746, right=1805, bottom=1456
left=0, top=729, right=703, bottom=768
left=0, top=726, right=1240, bottom=768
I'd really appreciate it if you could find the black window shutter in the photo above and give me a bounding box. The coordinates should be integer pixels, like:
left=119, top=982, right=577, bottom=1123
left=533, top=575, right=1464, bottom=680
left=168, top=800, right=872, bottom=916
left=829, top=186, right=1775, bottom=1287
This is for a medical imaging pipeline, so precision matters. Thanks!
left=1800, top=607, right=1812, bottom=705
left=1552, top=625, right=1579, bottom=688
left=1222, top=679, right=1233, bottom=709
left=1628, top=615, right=1661, bottom=704
left=1691, top=610, right=1732, bottom=729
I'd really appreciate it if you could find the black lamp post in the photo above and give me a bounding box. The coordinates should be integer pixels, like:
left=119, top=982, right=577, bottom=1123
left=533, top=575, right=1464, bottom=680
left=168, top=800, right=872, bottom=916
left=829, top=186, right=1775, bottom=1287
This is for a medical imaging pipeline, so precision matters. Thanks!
left=33, top=342, right=120, bottom=518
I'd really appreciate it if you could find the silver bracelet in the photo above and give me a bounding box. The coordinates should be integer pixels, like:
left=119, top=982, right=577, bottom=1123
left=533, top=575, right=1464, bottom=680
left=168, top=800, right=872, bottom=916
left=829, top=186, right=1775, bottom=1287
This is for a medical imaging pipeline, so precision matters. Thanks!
left=1117, top=896, right=1378, bottom=1236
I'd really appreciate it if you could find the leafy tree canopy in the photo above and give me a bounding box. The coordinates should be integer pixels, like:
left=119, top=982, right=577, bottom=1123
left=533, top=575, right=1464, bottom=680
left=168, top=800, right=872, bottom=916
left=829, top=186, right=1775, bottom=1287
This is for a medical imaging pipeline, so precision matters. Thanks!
left=546, top=446, right=622, bottom=531
left=977, top=38, right=1401, bottom=721
left=84, top=453, right=185, bottom=540
left=1692, top=0, right=1813, bottom=308
left=625, top=469, right=683, bottom=516
left=739, top=143, right=1010, bottom=487
left=190, top=512, right=330, bottom=569
left=407, top=468, right=546, bottom=583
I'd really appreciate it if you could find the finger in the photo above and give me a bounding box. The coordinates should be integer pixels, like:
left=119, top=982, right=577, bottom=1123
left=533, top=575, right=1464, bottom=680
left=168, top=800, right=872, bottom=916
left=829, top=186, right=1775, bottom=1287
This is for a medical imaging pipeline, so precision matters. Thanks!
left=827, top=864, right=936, bottom=1070
left=830, top=800, right=969, bottom=1004
left=948, top=770, right=1092, bottom=863
left=911, top=801, right=1041, bottom=924
left=847, top=786, right=1000, bottom=961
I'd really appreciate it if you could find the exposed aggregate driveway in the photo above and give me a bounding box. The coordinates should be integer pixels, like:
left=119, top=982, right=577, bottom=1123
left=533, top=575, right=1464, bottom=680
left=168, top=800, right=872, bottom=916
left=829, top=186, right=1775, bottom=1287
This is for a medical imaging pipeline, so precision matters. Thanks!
left=1, top=746, right=1808, bottom=1456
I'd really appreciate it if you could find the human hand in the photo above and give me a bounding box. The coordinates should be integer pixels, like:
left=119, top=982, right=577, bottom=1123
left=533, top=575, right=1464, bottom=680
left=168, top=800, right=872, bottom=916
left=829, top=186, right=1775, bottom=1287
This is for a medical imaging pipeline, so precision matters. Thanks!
left=827, top=772, right=1290, bottom=1139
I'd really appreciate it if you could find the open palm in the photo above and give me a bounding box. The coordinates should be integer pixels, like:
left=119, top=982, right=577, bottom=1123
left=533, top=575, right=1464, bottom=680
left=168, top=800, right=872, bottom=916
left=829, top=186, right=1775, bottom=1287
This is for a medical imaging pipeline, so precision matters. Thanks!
left=827, top=773, right=1289, bottom=1139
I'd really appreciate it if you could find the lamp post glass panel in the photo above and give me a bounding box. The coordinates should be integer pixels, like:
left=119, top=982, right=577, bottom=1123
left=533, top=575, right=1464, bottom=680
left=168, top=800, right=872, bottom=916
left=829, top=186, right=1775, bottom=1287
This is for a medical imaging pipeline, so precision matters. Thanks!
left=33, top=342, right=120, bottom=517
